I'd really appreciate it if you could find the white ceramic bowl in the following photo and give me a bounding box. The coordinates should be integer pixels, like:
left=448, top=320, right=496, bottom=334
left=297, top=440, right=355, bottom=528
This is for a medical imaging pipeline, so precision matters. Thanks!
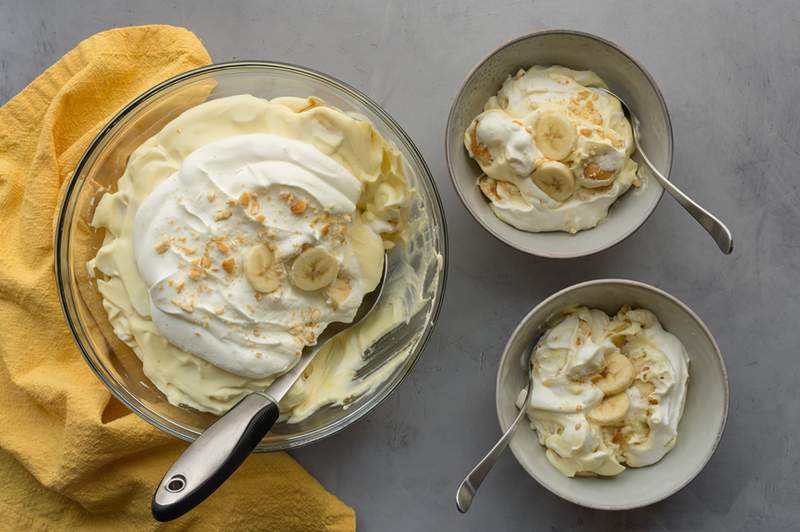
left=495, top=280, right=728, bottom=510
left=446, top=30, right=673, bottom=258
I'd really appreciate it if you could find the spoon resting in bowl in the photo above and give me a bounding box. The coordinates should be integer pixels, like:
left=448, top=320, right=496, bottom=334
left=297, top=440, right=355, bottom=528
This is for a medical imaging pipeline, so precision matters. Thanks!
left=593, top=86, right=733, bottom=255
left=152, top=254, right=389, bottom=522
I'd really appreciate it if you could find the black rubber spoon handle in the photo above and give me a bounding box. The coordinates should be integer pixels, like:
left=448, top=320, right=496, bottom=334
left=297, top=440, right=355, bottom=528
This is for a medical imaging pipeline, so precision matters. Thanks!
left=151, top=393, right=279, bottom=522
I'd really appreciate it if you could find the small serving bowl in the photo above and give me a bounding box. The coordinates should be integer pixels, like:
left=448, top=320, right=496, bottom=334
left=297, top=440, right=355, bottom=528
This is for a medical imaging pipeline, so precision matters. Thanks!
left=446, top=30, right=673, bottom=258
left=495, top=279, right=728, bottom=510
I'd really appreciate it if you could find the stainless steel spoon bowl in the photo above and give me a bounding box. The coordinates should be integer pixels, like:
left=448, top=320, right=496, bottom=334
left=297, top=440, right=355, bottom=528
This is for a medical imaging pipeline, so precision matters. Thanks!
left=152, top=255, right=389, bottom=521
left=456, top=347, right=535, bottom=513
left=593, top=86, right=734, bottom=254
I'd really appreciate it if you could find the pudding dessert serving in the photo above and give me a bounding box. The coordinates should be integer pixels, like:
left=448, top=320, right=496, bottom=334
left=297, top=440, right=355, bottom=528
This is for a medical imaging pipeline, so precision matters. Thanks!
left=87, top=94, right=427, bottom=422
left=517, top=306, right=689, bottom=477
left=465, top=65, right=642, bottom=234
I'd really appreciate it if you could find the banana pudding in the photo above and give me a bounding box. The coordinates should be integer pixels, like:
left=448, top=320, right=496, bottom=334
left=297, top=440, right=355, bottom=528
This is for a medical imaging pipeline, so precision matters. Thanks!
left=88, top=94, right=419, bottom=421
left=465, top=66, right=642, bottom=234
left=517, top=306, right=689, bottom=477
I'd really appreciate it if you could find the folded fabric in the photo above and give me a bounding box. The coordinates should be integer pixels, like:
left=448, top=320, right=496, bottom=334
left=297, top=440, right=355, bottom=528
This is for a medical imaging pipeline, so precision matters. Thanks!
left=0, top=24, right=355, bottom=531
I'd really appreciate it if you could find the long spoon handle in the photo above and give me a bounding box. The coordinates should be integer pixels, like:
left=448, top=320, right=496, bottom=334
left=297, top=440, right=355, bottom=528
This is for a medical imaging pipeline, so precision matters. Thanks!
left=456, top=382, right=534, bottom=513
left=636, top=144, right=733, bottom=254
left=593, top=86, right=733, bottom=255
left=151, top=393, right=279, bottom=521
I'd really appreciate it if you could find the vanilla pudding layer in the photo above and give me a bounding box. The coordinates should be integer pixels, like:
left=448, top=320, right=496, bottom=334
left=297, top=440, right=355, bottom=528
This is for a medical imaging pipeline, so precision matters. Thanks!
left=517, top=306, right=689, bottom=477
left=88, top=95, right=427, bottom=421
left=465, top=66, right=642, bottom=234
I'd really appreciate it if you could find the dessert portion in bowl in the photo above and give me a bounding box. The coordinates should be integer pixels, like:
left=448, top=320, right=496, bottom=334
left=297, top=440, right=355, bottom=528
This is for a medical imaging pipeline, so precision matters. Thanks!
left=518, top=305, right=689, bottom=477
left=464, top=65, right=643, bottom=234
left=87, top=94, right=426, bottom=422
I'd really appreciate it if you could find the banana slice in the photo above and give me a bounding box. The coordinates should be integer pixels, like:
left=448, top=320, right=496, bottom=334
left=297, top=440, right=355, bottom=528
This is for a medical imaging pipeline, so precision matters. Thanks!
left=587, top=393, right=630, bottom=425
left=634, top=380, right=655, bottom=398
left=531, top=161, right=575, bottom=202
left=578, top=161, right=618, bottom=189
left=327, top=277, right=352, bottom=308
left=577, top=144, right=624, bottom=189
left=534, top=112, right=576, bottom=160
left=466, top=121, right=492, bottom=167
left=244, top=244, right=281, bottom=293
left=478, top=176, right=501, bottom=202
left=594, top=352, right=635, bottom=396
left=290, top=247, right=339, bottom=291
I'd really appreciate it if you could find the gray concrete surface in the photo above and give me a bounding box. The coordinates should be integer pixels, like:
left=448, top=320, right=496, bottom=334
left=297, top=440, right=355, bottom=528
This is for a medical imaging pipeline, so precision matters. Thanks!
left=2, top=1, right=798, bottom=530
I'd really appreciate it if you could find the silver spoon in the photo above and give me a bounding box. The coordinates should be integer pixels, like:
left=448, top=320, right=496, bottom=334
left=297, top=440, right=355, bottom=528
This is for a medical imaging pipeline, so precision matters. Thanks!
left=593, top=86, right=733, bottom=255
left=152, top=255, right=389, bottom=522
left=456, top=348, right=535, bottom=513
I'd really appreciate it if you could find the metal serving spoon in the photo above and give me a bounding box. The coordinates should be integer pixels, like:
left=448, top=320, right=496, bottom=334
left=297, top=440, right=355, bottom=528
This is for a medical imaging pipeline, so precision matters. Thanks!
left=456, top=348, right=535, bottom=513
left=152, top=255, right=389, bottom=522
left=593, top=86, right=733, bottom=255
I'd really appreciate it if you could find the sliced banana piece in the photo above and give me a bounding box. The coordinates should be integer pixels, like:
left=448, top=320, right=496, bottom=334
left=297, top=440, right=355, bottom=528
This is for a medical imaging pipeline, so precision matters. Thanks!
left=579, top=161, right=618, bottom=189
left=244, top=244, right=281, bottom=293
left=587, top=393, right=630, bottom=425
left=478, top=176, right=501, bottom=202
left=534, top=112, right=576, bottom=160
left=290, top=247, right=339, bottom=291
left=531, top=161, right=575, bottom=202
left=577, top=144, right=624, bottom=189
left=594, top=352, right=635, bottom=396
left=465, top=121, right=492, bottom=166
left=327, top=277, right=352, bottom=308
left=634, top=380, right=655, bottom=398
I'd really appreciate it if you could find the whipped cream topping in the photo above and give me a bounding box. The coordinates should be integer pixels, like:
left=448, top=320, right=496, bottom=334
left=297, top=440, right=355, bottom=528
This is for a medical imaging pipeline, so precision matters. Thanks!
left=465, top=65, right=642, bottom=234
left=473, top=110, right=539, bottom=179
left=88, top=94, right=427, bottom=420
left=517, top=306, right=689, bottom=477
left=133, top=133, right=382, bottom=379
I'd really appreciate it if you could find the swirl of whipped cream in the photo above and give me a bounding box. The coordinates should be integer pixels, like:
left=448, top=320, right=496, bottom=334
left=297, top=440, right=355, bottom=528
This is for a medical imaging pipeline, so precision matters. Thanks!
left=133, top=133, right=383, bottom=379
left=88, top=94, right=435, bottom=421
left=465, top=65, right=642, bottom=234
left=615, top=309, right=690, bottom=467
left=517, top=306, right=689, bottom=477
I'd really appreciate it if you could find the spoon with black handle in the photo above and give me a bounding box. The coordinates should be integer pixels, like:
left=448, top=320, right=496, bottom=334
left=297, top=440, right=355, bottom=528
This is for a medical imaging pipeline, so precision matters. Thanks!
left=152, top=255, right=388, bottom=522
left=593, top=86, right=733, bottom=255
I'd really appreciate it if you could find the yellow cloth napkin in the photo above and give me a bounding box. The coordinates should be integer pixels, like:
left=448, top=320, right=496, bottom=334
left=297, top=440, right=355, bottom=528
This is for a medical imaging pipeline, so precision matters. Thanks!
left=0, top=25, right=355, bottom=531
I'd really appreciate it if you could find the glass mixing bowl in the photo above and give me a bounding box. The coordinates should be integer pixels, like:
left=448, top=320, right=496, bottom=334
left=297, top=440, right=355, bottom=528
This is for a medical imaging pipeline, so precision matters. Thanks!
left=55, top=62, right=447, bottom=451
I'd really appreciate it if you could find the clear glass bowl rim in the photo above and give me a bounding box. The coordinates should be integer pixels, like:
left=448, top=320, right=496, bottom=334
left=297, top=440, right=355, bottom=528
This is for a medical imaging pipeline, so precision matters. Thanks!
left=54, top=60, right=449, bottom=451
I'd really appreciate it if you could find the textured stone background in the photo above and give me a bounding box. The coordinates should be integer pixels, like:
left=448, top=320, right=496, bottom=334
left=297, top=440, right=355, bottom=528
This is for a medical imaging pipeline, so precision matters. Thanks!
left=2, top=1, right=798, bottom=530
